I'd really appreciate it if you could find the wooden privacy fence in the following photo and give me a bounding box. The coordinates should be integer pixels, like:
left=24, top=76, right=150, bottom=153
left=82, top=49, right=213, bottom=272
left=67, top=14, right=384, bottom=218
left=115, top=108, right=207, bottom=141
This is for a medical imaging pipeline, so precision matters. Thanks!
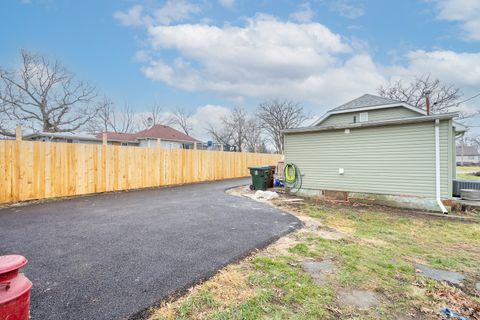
left=0, top=140, right=282, bottom=204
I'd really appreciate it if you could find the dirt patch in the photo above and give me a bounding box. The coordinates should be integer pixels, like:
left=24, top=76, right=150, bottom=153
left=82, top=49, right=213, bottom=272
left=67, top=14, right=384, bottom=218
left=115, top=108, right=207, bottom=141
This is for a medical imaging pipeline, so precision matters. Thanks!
left=301, top=258, right=336, bottom=285
left=338, top=289, right=380, bottom=309
left=317, top=228, right=348, bottom=240
left=262, top=234, right=303, bottom=256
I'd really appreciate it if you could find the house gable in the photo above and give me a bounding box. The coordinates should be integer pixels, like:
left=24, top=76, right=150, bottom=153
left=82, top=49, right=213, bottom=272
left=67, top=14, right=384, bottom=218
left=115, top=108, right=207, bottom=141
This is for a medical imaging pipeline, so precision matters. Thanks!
left=313, top=94, right=426, bottom=126
left=319, top=106, right=424, bottom=126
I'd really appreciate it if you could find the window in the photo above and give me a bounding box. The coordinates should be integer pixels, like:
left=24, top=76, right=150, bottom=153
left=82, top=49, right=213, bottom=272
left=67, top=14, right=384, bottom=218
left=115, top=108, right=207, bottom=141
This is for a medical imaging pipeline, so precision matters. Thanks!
left=353, top=115, right=357, bottom=123
left=359, top=112, right=368, bottom=122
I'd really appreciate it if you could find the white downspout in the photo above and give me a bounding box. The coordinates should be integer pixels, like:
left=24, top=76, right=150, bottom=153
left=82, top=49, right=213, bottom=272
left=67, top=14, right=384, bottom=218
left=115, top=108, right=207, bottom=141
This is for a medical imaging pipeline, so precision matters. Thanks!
left=435, top=119, right=448, bottom=214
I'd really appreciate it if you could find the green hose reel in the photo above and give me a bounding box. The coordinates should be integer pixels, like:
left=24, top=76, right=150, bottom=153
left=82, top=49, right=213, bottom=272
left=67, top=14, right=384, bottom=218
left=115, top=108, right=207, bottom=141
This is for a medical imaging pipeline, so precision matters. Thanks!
left=284, top=163, right=296, bottom=183
left=284, top=162, right=302, bottom=192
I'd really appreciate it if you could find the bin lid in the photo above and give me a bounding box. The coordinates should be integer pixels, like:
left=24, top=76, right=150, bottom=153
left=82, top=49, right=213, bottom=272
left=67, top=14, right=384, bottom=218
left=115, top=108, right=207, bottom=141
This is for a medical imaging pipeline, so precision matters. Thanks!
left=0, top=255, right=27, bottom=275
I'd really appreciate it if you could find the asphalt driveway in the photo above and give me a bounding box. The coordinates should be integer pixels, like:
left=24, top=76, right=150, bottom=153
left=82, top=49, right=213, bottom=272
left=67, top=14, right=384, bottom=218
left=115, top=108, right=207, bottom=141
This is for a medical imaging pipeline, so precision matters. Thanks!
left=0, top=178, right=301, bottom=320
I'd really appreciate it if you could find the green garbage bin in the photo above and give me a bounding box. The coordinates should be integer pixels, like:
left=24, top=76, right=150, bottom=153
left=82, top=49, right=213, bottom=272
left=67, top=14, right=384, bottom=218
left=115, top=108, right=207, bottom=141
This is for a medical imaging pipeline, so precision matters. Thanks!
left=249, top=166, right=274, bottom=191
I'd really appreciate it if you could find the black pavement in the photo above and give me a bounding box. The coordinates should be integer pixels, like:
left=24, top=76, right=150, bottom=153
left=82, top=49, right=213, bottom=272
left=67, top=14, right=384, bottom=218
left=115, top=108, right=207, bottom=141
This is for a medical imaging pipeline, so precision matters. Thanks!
left=0, top=179, right=301, bottom=319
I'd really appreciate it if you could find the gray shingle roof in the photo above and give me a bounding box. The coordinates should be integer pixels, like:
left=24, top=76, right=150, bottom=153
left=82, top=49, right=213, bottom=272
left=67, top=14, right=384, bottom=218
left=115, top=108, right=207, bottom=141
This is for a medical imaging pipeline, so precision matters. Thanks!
left=330, top=94, right=402, bottom=112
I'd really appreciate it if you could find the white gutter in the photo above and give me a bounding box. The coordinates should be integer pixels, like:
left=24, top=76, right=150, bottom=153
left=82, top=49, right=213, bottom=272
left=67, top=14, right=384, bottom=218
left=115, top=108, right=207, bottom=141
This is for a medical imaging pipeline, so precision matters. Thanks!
left=435, top=119, right=448, bottom=214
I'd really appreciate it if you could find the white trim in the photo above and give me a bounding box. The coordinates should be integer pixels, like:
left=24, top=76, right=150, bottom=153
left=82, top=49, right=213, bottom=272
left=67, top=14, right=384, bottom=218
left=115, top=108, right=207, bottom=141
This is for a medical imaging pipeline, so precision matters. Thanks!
left=312, top=102, right=427, bottom=126
left=434, top=119, right=448, bottom=214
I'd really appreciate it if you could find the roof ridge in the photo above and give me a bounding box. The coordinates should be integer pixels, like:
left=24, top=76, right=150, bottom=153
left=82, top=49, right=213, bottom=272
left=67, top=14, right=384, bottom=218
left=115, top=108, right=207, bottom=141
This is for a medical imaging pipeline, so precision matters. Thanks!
left=329, top=93, right=404, bottom=112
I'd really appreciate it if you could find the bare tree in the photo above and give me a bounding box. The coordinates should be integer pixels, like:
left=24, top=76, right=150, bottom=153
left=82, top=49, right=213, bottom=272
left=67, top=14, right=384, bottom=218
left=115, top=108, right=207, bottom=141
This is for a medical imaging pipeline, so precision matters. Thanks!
left=0, top=50, right=100, bottom=136
left=256, top=100, right=307, bottom=153
left=169, top=108, right=193, bottom=135
left=111, top=103, right=138, bottom=133
left=377, top=74, right=463, bottom=115
left=206, top=123, right=232, bottom=149
left=224, top=107, right=248, bottom=152
left=86, top=97, right=115, bottom=133
left=206, top=107, right=248, bottom=151
left=244, top=119, right=264, bottom=152
left=141, top=103, right=171, bottom=129
left=87, top=100, right=138, bottom=133
left=465, top=134, right=480, bottom=149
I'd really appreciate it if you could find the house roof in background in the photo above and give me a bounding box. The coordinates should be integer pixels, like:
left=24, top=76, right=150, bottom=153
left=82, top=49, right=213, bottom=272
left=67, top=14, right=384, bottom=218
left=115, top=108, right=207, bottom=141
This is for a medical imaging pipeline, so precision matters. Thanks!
left=23, top=132, right=99, bottom=141
left=96, top=132, right=137, bottom=142
left=456, top=145, right=480, bottom=156
left=135, top=125, right=199, bottom=142
left=96, top=124, right=199, bottom=143
left=330, top=94, right=402, bottom=112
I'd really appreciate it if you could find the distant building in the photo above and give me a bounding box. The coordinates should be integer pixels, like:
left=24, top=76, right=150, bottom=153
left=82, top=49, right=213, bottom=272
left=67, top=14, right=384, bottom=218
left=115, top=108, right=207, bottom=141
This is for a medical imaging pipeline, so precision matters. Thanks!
left=456, top=145, right=480, bottom=165
left=23, top=124, right=200, bottom=149
left=23, top=132, right=103, bottom=144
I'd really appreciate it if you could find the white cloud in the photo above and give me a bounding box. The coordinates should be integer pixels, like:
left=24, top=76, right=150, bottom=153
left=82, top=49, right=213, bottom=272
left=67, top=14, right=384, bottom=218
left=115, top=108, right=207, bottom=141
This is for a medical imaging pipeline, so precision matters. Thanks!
left=114, top=0, right=200, bottom=27
left=329, top=0, right=364, bottom=19
left=433, top=0, right=480, bottom=40
left=386, top=49, right=480, bottom=118
left=390, top=50, right=480, bottom=87
left=118, top=7, right=480, bottom=120
left=114, top=5, right=145, bottom=27
left=141, top=14, right=371, bottom=105
left=290, top=2, right=315, bottom=23
left=218, top=0, right=235, bottom=8
left=153, top=0, right=200, bottom=25
left=139, top=13, right=480, bottom=110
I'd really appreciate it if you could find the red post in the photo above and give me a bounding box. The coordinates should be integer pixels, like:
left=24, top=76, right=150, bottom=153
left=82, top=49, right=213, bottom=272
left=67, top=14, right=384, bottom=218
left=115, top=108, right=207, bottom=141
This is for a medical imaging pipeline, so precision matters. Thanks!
left=0, top=255, right=32, bottom=320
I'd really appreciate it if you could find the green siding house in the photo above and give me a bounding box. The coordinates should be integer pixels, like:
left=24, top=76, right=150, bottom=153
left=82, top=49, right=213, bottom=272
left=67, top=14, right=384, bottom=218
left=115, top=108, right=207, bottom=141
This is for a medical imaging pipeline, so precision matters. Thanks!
left=283, top=94, right=466, bottom=212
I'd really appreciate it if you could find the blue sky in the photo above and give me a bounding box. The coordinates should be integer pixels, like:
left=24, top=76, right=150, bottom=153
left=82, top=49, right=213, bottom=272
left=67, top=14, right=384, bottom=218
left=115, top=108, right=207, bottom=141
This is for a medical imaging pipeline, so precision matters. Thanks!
left=1, top=0, right=479, bottom=137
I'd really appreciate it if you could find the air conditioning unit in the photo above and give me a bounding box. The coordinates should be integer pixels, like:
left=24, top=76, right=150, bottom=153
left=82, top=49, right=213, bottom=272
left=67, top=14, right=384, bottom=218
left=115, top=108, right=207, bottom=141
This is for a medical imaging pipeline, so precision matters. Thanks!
left=453, top=180, right=480, bottom=197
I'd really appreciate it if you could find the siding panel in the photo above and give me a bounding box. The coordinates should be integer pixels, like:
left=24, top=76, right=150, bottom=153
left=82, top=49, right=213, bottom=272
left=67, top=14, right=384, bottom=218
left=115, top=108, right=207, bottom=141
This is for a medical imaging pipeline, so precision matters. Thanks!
left=284, top=120, right=451, bottom=198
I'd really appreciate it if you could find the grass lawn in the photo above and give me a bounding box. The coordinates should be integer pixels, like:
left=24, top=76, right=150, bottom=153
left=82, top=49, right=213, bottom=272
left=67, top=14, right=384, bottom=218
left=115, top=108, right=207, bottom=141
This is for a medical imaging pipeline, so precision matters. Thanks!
left=149, top=193, right=480, bottom=320
left=457, top=166, right=480, bottom=180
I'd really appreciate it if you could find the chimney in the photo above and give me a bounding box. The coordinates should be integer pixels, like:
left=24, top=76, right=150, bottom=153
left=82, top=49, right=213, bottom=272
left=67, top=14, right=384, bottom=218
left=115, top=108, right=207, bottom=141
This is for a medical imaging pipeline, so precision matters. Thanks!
left=425, top=90, right=431, bottom=115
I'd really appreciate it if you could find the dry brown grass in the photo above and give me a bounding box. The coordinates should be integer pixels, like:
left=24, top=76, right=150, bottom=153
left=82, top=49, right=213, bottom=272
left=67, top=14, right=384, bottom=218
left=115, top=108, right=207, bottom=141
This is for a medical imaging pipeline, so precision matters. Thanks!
left=149, top=265, right=256, bottom=320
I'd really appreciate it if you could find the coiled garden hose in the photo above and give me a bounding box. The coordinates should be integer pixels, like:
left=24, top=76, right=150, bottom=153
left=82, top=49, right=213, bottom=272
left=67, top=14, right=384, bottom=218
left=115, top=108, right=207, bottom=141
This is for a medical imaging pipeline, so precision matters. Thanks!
left=284, top=163, right=302, bottom=193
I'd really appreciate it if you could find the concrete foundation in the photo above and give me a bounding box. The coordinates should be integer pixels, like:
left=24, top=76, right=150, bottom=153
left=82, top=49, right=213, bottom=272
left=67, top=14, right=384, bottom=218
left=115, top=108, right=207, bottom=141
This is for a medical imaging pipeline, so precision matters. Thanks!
left=292, top=188, right=447, bottom=212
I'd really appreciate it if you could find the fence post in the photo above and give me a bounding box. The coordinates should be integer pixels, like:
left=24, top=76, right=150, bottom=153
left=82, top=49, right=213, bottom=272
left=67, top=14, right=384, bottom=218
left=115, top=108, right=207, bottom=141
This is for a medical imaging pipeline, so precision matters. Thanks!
left=15, top=125, right=22, bottom=141
left=102, top=133, right=107, bottom=191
